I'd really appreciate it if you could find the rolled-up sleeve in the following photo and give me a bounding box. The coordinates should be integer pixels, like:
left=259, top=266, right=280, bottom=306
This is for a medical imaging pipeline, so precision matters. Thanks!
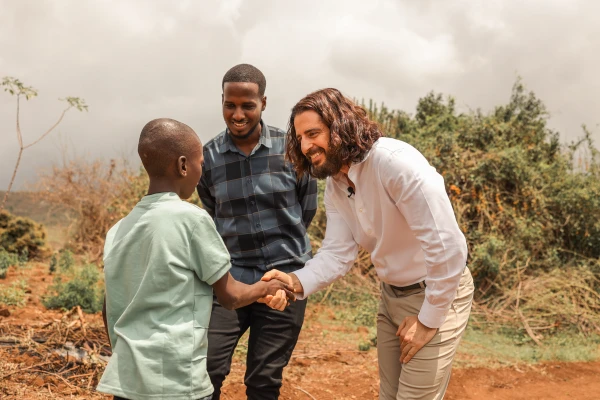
left=293, top=188, right=359, bottom=299
left=383, top=149, right=468, bottom=328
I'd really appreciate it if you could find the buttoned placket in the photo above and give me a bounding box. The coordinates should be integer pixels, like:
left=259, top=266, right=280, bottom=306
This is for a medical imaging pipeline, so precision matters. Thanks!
left=232, top=142, right=268, bottom=258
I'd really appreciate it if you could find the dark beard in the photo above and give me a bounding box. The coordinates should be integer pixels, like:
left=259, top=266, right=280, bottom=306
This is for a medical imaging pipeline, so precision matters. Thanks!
left=310, top=150, right=344, bottom=179
left=228, top=120, right=261, bottom=140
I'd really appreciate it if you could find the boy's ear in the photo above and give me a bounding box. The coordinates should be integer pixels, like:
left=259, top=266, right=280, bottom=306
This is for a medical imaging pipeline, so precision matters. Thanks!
left=178, top=156, right=188, bottom=177
left=261, top=95, right=267, bottom=111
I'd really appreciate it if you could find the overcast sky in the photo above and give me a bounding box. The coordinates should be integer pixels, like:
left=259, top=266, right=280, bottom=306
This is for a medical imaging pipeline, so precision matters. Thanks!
left=1, top=0, right=599, bottom=190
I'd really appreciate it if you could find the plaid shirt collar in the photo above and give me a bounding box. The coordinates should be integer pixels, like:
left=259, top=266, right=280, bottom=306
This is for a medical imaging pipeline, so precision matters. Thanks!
left=218, top=119, right=273, bottom=154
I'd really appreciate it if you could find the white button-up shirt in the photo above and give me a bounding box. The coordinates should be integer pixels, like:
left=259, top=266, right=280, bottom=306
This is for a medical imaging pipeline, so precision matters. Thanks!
left=294, top=138, right=468, bottom=328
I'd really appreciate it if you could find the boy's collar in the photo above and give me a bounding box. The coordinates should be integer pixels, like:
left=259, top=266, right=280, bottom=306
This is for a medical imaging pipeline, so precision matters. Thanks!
left=139, top=192, right=181, bottom=203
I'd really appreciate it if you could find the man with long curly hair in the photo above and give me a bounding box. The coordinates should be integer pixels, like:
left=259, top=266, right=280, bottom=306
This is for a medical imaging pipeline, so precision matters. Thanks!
left=262, top=88, right=474, bottom=399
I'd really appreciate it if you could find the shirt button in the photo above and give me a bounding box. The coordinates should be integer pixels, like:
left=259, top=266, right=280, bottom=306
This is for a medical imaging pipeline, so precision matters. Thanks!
left=256, top=223, right=261, bottom=228
left=250, top=201, right=255, bottom=206
left=359, top=208, right=363, bottom=212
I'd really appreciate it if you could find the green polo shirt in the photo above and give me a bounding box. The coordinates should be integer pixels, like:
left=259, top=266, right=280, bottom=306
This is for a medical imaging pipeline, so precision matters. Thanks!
left=97, top=192, right=230, bottom=400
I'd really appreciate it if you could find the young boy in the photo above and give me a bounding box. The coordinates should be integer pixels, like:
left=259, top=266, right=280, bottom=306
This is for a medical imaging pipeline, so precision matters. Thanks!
left=97, top=118, right=293, bottom=400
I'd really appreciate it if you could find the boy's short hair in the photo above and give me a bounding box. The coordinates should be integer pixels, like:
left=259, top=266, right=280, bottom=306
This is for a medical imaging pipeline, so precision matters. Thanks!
left=138, top=118, right=200, bottom=178
left=222, top=64, right=266, bottom=96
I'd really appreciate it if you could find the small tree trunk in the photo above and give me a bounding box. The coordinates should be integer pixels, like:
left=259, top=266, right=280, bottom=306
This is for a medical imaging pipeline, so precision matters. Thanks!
left=0, top=147, right=24, bottom=212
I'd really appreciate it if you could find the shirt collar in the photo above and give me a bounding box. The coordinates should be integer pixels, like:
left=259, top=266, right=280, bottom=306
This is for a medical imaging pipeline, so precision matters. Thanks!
left=218, top=119, right=272, bottom=154
left=331, top=138, right=380, bottom=185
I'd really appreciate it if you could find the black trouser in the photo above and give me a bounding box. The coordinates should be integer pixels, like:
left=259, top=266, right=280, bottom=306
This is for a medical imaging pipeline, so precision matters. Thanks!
left=207, top=296, right=307, bottom=400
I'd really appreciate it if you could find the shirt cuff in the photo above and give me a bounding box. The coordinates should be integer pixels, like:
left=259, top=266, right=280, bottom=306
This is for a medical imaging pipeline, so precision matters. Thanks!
left=292, top=267, right=319, bottom=301
left=418, top=297, right=450, bottom=329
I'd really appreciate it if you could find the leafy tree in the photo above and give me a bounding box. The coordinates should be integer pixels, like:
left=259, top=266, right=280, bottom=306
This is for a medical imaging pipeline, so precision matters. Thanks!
left=0, top=77, right=87, bottom=211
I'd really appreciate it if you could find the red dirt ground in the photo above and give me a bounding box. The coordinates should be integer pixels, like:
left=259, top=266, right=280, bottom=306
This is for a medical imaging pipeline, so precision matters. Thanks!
left=1, top=263, right=600, bottom=399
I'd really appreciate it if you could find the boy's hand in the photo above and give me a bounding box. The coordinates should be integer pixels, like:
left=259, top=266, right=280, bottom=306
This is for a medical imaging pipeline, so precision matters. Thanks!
left=262, top=279, right=296, bottom=300
left=262, top=269, right=305, bottom=294
left=257, top=278, right=296, bottom=311
left=261, top=269, right=305, bottom=311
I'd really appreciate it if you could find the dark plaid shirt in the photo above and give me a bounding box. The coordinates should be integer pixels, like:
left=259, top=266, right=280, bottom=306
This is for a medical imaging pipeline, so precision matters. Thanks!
left=197, top=121, right=317, bottom=279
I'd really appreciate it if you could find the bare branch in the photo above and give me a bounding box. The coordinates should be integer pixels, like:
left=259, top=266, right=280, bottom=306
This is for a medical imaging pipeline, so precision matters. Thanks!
left=0, top=76, right=88, bottom=212
left=23, top=106, right=72, bottom=150
left=16, top=95, right=23, bottom=148
left=0, top=148, right=24, bottom=210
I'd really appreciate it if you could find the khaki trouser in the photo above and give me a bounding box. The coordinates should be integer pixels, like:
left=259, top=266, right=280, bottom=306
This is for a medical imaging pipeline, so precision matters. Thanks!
left=377, top=267, right=474, bottom=400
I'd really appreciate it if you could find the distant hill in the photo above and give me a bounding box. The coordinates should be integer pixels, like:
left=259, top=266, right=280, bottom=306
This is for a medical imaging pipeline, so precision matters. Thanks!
left=0, top=191, right=70, bottom=226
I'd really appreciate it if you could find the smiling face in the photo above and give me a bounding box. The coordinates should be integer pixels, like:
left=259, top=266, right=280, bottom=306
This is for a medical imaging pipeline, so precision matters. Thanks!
left=293, top=110, right=344, bottom=179
left=222, top=82, right=266, bottom=140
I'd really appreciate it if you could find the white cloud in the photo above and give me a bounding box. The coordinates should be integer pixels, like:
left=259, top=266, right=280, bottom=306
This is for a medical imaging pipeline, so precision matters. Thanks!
left=1, top=0, right=599, bottom=190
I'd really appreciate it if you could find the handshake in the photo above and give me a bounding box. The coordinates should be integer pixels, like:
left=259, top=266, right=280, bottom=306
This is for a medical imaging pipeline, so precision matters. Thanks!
left=257, top=269, right=302, bottom=311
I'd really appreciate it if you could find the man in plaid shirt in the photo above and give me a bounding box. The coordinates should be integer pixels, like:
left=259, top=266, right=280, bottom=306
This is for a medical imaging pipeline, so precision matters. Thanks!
left=197, top=64, right=317, bottom=400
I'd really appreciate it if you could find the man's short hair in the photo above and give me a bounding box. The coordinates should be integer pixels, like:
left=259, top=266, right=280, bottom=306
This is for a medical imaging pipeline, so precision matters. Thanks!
left=222, top=64, right=266, bottom=96
left=138, top=118, right=200, bottom=178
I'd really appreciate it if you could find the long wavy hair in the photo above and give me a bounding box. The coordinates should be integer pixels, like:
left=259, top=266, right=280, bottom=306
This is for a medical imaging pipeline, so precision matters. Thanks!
left=286, top=88, right=383, bottom=178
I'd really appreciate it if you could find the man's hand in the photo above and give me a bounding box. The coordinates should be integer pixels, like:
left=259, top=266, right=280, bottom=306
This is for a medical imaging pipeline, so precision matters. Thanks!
left=257, top=289, right=288, bottom=311
left=396, top=315, right=437, bottom=363
left=259, top=270, right=304, bottom=310
left=261, top=269, right=294, bottom=286
left=257, top=277, right=296, bottom=311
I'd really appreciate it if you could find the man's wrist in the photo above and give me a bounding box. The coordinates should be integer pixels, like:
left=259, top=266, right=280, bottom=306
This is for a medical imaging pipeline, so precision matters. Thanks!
left=289, top=273, right=304, bottom=294
left=417, top=316, right=437, bottom=331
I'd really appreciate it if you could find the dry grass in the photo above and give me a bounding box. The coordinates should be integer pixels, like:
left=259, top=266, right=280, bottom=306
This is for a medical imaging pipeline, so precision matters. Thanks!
left=36, top=158, right=147, bottom=259
left=0, top=307, right=109, bottom=399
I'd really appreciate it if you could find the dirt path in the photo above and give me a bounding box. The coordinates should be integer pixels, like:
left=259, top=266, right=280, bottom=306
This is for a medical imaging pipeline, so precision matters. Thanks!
left=1, top=264, right=600, bottom=399
left=446, top=362, right=600, bottom=400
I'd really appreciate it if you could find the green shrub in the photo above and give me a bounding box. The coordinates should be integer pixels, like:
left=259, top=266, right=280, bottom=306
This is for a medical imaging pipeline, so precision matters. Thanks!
left=42, top=263, right=102, bottom=313
left=49, top=253, right=57, bottom=274
left=57, top=249, right=75, bottom=272
left=18, top=247, right=28, bottom=266
left=0, top=249, right=19, bottom=279
left=0, top=279, right=27, bottom=306
left=0, top=210, right=50, bottom=259
left=312, top=272, right=380, bottom=328
left=362, top=79, right=600, bottom=332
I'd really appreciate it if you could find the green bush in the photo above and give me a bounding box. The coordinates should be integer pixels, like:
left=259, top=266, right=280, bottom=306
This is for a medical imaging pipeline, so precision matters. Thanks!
left=312, top=272, right=380, bottom=328
left=0, top=279, right=27, bottom=306
left=42, top=263, right=102, bottom=313
left=0, top=210, right=50, bottom=259
left=0, top=249, right=19, bottom=279
left=49, top=253, right=57, bottom=274
left=57, top=249, right=75, bottom=272
left=18, top=247, right=28, bottom=266
left=360, top=79, right=600, bottom=332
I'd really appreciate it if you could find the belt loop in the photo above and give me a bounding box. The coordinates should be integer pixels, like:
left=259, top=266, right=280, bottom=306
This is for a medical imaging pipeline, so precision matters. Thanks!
left=418, top=281, right=426, bottom=289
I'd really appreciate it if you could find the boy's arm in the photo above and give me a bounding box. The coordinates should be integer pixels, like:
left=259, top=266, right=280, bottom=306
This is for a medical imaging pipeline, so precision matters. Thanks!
left=102, top=295, right=111, bottom=348
left=212, top=272, right=294, bottom=310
